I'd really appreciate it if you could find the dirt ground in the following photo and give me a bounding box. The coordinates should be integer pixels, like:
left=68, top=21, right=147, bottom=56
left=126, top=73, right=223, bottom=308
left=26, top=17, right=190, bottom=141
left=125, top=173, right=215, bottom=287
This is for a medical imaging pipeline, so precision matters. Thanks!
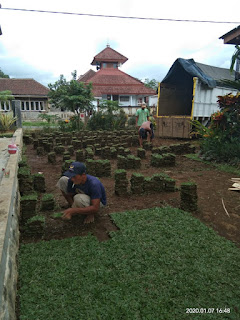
left=22, top=137, right=240, bottom=247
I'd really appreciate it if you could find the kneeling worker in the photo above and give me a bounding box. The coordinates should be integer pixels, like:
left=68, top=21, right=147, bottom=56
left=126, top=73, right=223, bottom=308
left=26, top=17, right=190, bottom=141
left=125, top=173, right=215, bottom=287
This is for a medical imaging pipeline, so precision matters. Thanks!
left=138, top=120, right=154, bottom=148
left=57, top=162, right=107, bottom=224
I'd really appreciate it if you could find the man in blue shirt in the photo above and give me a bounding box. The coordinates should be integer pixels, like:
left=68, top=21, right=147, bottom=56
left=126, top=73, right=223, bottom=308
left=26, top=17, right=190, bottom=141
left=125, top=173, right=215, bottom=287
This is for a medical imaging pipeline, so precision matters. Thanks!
left=57, top=162, right=107, bottom=224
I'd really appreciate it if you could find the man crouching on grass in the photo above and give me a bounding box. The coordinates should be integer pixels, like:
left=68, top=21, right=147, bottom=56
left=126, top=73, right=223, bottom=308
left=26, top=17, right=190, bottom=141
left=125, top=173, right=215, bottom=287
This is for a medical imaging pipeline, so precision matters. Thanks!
left=56, top=162, right=107, bottom=224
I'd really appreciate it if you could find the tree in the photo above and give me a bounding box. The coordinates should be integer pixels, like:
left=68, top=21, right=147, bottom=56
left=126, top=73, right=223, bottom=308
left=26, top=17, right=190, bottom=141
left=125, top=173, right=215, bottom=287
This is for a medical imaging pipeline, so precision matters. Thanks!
left=0, top=90, right=14, bottom=102
left=48, top=73, right=94, bottom=128
left=221, top=45, right=240, bottom=91
left=0, top=68, right=9, bottom=78
left=143, top=78, right=159, bottom=91
left=230, top=45, right=240, bottom=73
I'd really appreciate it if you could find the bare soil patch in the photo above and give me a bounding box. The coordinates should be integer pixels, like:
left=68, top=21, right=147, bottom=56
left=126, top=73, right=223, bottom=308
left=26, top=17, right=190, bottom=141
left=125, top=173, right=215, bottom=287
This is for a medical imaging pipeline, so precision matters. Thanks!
left=22, top=138, right=240, bottom=247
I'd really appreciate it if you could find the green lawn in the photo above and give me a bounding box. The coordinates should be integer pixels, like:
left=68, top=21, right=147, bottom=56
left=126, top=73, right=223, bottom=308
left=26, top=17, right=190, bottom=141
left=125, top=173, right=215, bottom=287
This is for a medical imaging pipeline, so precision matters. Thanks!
left=22, top=121, right=58, bottom=127
left=18, top=207, right=240, bottom=320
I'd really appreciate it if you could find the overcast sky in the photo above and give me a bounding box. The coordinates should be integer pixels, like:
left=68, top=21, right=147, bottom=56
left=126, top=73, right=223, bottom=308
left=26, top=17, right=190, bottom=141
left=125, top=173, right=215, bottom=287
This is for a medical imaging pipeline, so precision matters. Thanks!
left=0, top=0, right=239, bottom=87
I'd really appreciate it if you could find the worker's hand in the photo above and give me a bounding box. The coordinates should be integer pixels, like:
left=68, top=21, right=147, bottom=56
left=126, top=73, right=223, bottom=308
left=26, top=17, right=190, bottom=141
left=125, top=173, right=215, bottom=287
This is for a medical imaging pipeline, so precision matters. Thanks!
left=62, top=208, right=74, bottom=220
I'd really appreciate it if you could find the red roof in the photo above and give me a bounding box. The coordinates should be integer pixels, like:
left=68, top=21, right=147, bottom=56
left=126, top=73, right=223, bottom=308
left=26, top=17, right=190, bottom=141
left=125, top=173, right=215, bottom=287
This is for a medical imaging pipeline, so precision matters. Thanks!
left=83, top=68, right=156, bottom=96
left=78, top=69, right=96, bottom=82
left=0, top=78, right=49, bottom=96
left=91, top=46, right=128, bottom=65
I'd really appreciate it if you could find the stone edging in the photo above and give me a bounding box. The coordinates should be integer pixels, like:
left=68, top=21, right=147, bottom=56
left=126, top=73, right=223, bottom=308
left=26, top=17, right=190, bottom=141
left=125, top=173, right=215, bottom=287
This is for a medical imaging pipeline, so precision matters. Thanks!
left=0, top=129, right=23, bottom=320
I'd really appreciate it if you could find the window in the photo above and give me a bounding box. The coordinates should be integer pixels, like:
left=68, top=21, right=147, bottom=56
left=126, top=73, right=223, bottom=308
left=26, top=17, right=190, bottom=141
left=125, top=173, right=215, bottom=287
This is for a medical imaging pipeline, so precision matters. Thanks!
left=113, top=95, right=119, bottom=101
left=102, top=63, right=107, bottom=68
left=20, top=100, right=45, bottom=111
left=120, top=96, right=130, bottom=102
left=0, top=101, right=10, bottom=111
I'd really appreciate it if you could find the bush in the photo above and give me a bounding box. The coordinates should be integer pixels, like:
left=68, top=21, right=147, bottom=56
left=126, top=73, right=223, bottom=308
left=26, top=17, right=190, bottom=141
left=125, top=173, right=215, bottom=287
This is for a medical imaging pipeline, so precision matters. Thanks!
left=87, top=110, right=127, bottom=131
left=192, top=93, right=240, bottom=164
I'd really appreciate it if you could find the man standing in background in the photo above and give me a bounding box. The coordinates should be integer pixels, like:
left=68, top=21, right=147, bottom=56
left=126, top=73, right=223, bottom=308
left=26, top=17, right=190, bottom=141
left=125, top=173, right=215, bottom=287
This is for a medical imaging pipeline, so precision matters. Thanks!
left=135, top=102, right=150, bottom=128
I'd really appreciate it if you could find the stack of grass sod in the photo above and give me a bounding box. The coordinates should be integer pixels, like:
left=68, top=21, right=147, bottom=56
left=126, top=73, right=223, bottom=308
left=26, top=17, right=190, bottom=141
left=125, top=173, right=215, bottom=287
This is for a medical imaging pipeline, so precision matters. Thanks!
left=101, top=146, right=111, bottom=159
left=150, top=153, right=176, bottom=167
left=20, top=193, right=38, bottom=224
left=150, top=153, right=164, bottom=167
left=62, top=151, right=71, bottom=161
left=76, top=149, right=85, bottom=162
left=142, top=141, right=152, bottom=150
left=161, top=153, right=176, bottom=166
left=151, top=173, right=165, bottom=192
left=24, top=215, right=45, bottom=237
left=137, top=148, right=146, bottom=159
left=143, top=177, right=156, bottom=194
left=18, top=207, right=240, bottom=320
left=85, top=147, right=94, bottom=159
left=169, top=142, right=196, bottom=155
left=33, top=173, right=46, bottom=193
left=110, top=147, right=118, bottom=159
left=117, top=155, right=128, bottom=170
left=47, top=151, right=56, bottom=164
left=86, top=159, right=111, bottom=177
left=180, top=182, right=198, bottom=212
left=126, top=155, right=141, bottom=169
left=18, top=166, right=33, bottom=196
left=53, top=144, right=65, bottom=155
left=114, top=169, right=128, bottom=195
left=40, top=193, right=55, bottom=211
left=130, top=173, right=144, bottom=194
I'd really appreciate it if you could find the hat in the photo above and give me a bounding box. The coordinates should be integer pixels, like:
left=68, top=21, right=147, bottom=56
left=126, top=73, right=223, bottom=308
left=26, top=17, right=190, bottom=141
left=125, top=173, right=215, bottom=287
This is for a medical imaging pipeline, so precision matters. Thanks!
left=141, top=102, right=146, bottom=106
left=64, top=162, right=86, bottom=178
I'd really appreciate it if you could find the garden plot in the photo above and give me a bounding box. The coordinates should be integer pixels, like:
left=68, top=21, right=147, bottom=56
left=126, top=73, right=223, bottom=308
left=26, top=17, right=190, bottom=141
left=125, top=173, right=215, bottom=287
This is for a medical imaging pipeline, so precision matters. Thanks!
left=21, top=129, right=240, bottom=246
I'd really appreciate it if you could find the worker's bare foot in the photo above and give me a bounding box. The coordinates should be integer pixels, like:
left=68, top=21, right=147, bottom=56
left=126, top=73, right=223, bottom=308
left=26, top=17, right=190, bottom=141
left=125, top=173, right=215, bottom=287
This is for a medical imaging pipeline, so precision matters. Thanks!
left=84, top=214, right=95, bottom=224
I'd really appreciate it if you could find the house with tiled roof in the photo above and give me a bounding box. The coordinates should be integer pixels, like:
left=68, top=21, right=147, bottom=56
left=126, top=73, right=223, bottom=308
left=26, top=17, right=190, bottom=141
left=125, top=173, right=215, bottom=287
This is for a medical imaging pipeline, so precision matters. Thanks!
left=78, top=45, right=156, bottom=115
left=0, top=78, right=50, bottom=119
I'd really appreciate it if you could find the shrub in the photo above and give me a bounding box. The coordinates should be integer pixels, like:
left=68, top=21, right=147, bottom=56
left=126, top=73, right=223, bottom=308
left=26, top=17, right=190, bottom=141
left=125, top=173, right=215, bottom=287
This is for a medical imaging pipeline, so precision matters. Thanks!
left=192, top=93, right=240, bottom=164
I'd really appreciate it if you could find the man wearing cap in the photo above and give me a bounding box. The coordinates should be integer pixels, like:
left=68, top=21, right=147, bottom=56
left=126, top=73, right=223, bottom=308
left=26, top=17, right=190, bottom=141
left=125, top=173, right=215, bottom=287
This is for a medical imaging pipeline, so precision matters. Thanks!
left=135, top=102, right=150, bottom=129
left=56, top=162, right=107, bottom=224
left=138, top=121, right=154, bottom=148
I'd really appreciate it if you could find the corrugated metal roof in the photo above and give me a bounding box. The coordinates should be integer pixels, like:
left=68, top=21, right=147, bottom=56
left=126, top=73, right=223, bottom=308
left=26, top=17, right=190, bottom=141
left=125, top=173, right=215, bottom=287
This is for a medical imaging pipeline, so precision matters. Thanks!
left=196, top=62, right=235, bottom=82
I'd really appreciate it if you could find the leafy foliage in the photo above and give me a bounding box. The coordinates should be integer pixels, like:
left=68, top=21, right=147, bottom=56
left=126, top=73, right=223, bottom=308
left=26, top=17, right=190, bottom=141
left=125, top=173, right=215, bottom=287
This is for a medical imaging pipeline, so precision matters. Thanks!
left=0, top=68, right=9, bottom=78
left=0, top=113, right=17, bottom=131
left=143, top=78, right=158, bottom=91
left=18, top=207, right=240, bottom=319
left=38, top=113, right=59, bottom=124
left=87, top=100, right=127, bottom=130
left=191, top=93, right=240, bottom=164
left=0, top=90, right=14, bottom=102
left=48, top=73, right=94, bottom=127
left=230, top=44, right=240, bottom=73
left=58, top=115, right=85, bottom=132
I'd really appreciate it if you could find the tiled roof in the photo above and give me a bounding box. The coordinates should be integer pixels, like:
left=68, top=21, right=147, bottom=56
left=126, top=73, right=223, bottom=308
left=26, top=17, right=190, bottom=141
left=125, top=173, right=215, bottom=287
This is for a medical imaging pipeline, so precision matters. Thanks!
left=0, top=78, right=49, bottom=96
left=78, top=69, right=96, bottom=82
left=91, top=46, right=128, bottom=65
left=84, top=68, right=156, bottom=96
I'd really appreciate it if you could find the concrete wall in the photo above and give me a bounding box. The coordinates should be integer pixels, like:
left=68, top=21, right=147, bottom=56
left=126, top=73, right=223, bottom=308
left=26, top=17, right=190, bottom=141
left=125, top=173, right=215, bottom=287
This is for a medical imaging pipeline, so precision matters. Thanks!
left=0, top=129, right=23, bottom=320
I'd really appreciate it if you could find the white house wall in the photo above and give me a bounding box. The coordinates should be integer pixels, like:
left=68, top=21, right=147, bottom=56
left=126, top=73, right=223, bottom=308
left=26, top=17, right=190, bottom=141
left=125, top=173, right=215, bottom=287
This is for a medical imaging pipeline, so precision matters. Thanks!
left=192, top=79, right=238, bottom=119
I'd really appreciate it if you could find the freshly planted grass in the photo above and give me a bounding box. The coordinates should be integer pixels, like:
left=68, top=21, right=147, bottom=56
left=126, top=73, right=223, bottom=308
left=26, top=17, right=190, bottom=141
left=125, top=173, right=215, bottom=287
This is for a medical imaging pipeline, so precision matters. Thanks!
left=185, top=154, right=240, bottom=176
left=18, top=207, right=240, bottom=320
left=51, top=212, right=63, bottom=219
